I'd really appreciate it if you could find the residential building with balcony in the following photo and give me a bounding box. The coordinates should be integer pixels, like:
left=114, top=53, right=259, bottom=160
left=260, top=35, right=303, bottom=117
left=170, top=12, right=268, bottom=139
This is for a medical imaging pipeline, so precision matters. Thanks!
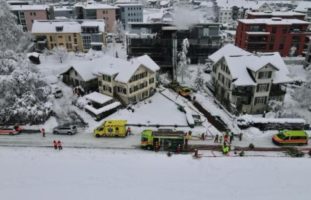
left=10, top=4, right=54, bottom=31
left=127, top=22, right=222, bottom=71
left=74, top=2, right=117, bottom=32
left=235, top=18, right=310, bottom=57
left=209, top=44, right=291, bottom=114
left=32, top=20, right=106, bottom=52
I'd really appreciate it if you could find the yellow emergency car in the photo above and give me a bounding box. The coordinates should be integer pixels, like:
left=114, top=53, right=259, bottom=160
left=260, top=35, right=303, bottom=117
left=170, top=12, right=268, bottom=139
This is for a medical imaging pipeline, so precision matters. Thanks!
left=94, top=120, right=127, bottom=137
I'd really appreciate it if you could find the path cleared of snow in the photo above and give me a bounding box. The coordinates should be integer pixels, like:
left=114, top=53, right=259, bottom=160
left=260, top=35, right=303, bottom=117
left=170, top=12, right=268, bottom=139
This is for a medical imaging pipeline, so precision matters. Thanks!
left=1, top=147, right=311, bottom=200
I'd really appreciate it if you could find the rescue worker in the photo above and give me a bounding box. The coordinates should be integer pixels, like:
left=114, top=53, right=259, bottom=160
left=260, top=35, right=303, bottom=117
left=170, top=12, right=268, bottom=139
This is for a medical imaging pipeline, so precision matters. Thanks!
left=229, top=132, right=234, bottom=143
left=41, top=128, right=45, bottom=137
left=222, top=144, right=230, bottom=155
left=214, top=134, right=219, bottom=143
left=57, top=140, right=62, bottom=150
left=194, top=149, right=199, bottom=158
left=126, top=127, right=131, bottom=136
left=201, top=133, right=205, bottom=141
left=53, top=140, right=57, bottom=150
left=239, top=133, right=243, bottom=141
left=224, top=133, right=229, bottom=143
left=155, top=141, right=160, bottom=152
left=176, top=144, right=181, bottom=153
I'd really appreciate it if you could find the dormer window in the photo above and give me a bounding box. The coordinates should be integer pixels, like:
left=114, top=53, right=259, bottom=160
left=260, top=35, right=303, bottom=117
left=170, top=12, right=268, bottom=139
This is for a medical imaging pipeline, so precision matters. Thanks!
left=56, top=26, right=63, bottom=32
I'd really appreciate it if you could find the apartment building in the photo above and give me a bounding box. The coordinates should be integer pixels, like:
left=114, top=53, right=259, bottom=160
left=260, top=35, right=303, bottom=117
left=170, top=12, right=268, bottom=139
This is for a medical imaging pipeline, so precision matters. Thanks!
left=209, top=44, right=291, bottom=114
left=10, top=4, right=54, bottom=31
left=32, top=20, right=106, bottom=52
left=115, top=3, right=143, bottom=29
left=74, top=2, right=117, bottom=32
left=235, top=18, right=310, bottom=57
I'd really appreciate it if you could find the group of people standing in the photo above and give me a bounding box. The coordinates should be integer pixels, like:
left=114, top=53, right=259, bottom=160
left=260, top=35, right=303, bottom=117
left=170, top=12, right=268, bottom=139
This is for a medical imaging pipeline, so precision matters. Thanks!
left=53, top=140, right=63, bottom=150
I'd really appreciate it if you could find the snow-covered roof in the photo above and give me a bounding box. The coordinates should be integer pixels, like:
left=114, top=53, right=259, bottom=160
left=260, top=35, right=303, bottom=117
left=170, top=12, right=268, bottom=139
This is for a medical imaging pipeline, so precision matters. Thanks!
left=62, top=55, right=159, bottom=83
left=85, top=92, right=113, bottom=105
left=85, top=102, right=121, bottom=115
left=160, top=0, right=169, bottom=6
left=54, top=6, right=73, bottom=11
left=247, top=11, right=305, bottom=17
left=10, top=4, right=49, bottom=11
left=216, top=0, right=291, bottom=9
left=239, top=18, right=310, bottom=25
left=223, top=52, right=291, bottom=86
left=295, top=1, right=311, bottom=13
left=74, top=2, right=117, bottom=9
left=246, top=32, right=270, bottom=35
left=115, top=3, right=143, bottom=7
left=238, top=115, right=306, bottom=124
left=208, top=44, right=250, bottom=63
left=32, top=20, right=105, bottom=33
left=134, top=55, right=160, bottom=72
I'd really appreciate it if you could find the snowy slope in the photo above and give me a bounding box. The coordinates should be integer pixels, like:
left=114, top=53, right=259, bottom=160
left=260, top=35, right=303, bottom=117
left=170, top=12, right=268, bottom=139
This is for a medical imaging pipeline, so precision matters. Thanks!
left=1, top=147, right=311, bottom=200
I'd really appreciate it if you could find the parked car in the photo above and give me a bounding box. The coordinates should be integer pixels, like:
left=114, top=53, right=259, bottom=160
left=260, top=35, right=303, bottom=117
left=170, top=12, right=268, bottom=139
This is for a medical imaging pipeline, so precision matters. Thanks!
left=53, top=89, right=63, bottom=98
left=272, top=130, right=308, bottom=146
left=53, top=125, right=77, bottom=135
left=0, top=127, right=20, bottom=135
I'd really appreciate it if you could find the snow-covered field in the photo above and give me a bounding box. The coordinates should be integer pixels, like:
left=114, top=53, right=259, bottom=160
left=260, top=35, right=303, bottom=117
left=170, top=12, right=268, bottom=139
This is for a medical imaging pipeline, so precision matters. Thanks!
left=1, top=147, right=311, bottom=200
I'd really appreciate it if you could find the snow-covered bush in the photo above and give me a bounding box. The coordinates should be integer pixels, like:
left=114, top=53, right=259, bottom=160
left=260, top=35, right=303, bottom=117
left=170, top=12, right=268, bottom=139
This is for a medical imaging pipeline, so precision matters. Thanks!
left=0, top=51, right=51, bottom=124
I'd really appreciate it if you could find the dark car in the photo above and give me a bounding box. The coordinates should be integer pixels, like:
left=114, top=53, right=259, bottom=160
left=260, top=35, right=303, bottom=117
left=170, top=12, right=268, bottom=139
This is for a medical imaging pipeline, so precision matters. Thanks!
left=53, top=125, right=77, bottom=135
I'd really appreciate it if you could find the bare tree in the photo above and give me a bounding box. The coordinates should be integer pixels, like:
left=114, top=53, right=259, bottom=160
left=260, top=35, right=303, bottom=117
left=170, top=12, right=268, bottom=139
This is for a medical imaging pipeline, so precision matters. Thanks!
left=52, top=46, right=68, bottom=63
left=177, top=38, right=190, bottom=83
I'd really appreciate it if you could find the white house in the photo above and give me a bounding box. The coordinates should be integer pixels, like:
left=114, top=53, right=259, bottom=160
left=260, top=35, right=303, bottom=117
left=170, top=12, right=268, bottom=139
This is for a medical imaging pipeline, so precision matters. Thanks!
left=209, top=44, right=291, bottom=114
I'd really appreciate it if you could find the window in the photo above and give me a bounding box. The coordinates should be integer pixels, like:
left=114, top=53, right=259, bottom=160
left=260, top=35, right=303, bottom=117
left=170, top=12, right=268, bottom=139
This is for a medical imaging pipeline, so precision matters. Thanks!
left=102, top=75, right=111, bottom=82
left=33, top=12, right=36, bottom=16
left=149, top=77, right=154, bottom=84
left=50, top=36, right=53, bottom=41
left=279, top=44, right=284, bottom=50
left=74, top=38, right=77, bottom=44
left=68, top=36, right=71, bottom=41
left=258, top=71, right=272, bottom=79
left=256, top=84, right=269, bottom=92
left=254, top=96, right=267, bottom=105
left=272, top=27, right=277, bottom=33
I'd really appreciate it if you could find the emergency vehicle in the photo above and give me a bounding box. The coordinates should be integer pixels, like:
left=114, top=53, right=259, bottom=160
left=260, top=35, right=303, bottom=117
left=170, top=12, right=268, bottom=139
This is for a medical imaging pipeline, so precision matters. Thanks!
left=141, top=129, right=186, bottom=150
left=272, top=130, right=308, bottom=146
left=94, top=120, right=127, bottom=137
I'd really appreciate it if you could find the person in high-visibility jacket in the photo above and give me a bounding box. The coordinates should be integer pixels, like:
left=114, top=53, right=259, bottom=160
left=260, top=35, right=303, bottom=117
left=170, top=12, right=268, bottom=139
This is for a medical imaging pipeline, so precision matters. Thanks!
left=222, top=144, right=230, bottom=154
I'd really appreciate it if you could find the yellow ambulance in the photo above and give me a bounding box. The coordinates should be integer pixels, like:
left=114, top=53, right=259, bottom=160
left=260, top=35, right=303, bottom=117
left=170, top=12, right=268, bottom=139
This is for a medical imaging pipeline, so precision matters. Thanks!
left=94, top=120, right=127, bottom=137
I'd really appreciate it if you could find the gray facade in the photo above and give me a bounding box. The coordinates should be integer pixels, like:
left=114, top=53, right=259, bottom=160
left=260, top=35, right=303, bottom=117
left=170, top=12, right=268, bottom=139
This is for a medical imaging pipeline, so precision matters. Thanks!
left=116, top=4, right=143, bottom=29
left=54, top=7, right=74, bottom=19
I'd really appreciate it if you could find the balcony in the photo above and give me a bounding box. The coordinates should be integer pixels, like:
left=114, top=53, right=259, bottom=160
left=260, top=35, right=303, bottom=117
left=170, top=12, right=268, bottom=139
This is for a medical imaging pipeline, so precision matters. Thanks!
left=232, top=87, right=254, bottom=96
left=270, top=84, right=286, bottom=97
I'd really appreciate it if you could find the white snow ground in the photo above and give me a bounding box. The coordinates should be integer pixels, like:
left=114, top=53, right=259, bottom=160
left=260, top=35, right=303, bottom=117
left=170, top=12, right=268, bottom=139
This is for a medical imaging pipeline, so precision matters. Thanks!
left=1, top=147, right=311, bottom=200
